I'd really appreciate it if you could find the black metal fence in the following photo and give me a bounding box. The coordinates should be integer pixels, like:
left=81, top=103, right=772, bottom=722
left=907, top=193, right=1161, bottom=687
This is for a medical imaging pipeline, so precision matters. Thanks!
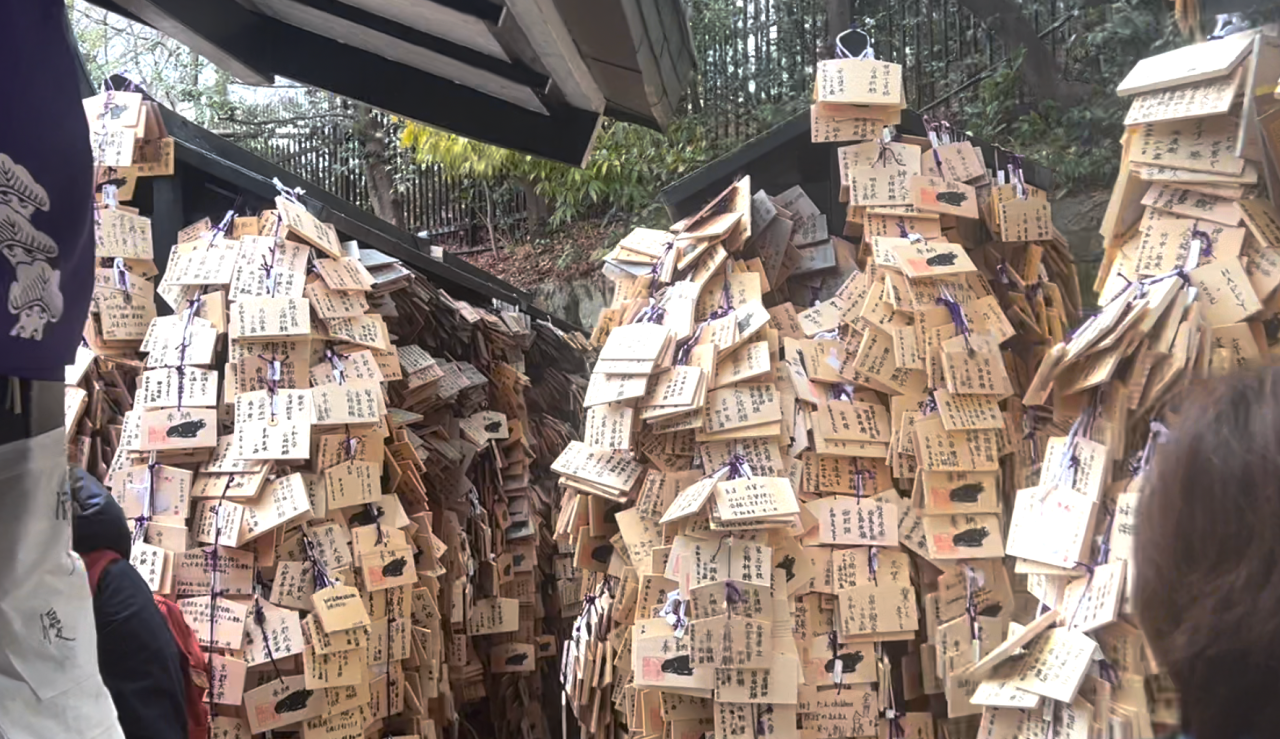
left=215, top=93, right=525, bottom=243
left=859, top=0, right=1085, bottom=112
left=685, top=0, right=1106, bottom=146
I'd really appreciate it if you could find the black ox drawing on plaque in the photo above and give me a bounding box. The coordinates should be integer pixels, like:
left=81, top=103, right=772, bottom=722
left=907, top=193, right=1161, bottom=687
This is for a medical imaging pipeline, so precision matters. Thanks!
left=661, top=654, right=694, bottom=676
left=167, top=418, right=207, bottom=439
left=275, top=688, right=314, bottom=713
left=824, top=649, right=864, bottom=676
left=952, top=527, right=990, bottom=548
left=948, top=483, right=984, bottom=504
left=381, top=556, right=409, bottom=578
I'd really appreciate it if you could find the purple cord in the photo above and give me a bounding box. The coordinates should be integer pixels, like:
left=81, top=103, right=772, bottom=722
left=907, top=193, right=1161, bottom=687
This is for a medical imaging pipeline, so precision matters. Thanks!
left=936, top=292, right=972, bottom=353
left=1010, top=154, right=1028, bottom=198
left=301, top=533, right=335, bottom=591
left=724, top=454, right=754, bottom=481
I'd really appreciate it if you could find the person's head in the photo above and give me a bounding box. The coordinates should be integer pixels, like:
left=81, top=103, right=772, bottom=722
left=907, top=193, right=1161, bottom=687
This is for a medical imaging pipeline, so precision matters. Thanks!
left=1136, top=368, right=1280, bottom=739
left=68, top=466, right=132, bottom=558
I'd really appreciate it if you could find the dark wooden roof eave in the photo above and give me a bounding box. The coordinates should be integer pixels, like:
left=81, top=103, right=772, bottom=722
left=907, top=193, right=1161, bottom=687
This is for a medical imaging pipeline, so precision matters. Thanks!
left=84, top=0, right=602, bottom=166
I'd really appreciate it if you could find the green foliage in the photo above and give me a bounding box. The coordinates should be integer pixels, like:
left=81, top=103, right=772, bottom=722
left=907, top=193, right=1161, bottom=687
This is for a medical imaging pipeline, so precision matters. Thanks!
left=953, top=0, right=1177, bottom=194
left=1069, top=0, right=1179, bottom=86
left=1007, top=97, right=1129, bottom=194
left=532, top=117, right=717, bottom=226
left=399, top=123, right=526, bottom=181
left=954, top=52, right=1125, bottom=194
left=402, top=116, right=721, bottom=230
left=683, top=0, right=825, bottom=141
left=556, top=245, right=584, bottom=271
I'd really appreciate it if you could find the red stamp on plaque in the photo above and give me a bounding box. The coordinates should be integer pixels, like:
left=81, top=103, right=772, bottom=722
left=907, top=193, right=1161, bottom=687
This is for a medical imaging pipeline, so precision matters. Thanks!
left=931, top=533, right=957, bottom=557
left=254, top=702, right=276, bottom=726
left=642, top=656, right=664, bottom=681
left=930, top=488, right=955, bottom=510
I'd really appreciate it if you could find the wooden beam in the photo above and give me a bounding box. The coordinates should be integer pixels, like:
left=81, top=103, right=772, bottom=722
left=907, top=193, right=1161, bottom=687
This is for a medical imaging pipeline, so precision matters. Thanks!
left=268, top=0, right=545, bottom=87
left=147, top=171, right=186, bottom=317
left=394, top=0, right=503, bottom=24
left=500, top=0, right=605, bottom=113
left=110, top=0, right=274, bottom=84
left=336, top=0, right=511, bottom=61
left=247, top=0, right=548, bottom=113
left=93, top=0, right=601, bottom=165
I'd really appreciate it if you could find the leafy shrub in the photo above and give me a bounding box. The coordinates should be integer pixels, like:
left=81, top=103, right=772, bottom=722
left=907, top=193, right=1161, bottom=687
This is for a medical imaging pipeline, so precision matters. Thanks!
left=402, top=115, right=723, bottom=230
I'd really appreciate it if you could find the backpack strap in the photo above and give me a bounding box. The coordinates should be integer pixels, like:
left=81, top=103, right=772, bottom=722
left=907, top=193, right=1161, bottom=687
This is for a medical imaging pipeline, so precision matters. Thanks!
left=82, top=549, right=124, bottom=595
left=151, top=594, right=212, bottom=739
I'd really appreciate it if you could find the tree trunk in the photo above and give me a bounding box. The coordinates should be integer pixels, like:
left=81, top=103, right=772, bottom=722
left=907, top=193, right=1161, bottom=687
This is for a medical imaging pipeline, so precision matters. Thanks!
left=826, top=0, right=852, bottom=58
left=352, top=103, right=406, bottom=230
left=178, top=48, right=201, bottom=114
left=517, top=177, right=549, bottom=228
left=483, top=181, right=499, bottom=260
left=188, top=48, right=200, bottom=93
left=951, top=0, right=1091, bottom=106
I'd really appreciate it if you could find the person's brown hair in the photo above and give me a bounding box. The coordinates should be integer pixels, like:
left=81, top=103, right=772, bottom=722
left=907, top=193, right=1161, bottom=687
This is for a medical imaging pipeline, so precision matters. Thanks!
left=1136, top=368, right=1280, bottom=739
